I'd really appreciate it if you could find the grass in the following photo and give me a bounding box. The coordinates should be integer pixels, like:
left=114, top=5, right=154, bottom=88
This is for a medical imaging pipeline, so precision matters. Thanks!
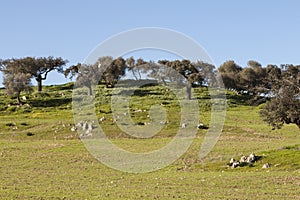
left=0, top=82, right=299, bottom=199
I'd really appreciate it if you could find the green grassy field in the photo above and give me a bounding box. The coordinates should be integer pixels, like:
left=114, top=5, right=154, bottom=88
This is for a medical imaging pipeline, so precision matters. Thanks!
left=0, top=83, right=299, bottom=199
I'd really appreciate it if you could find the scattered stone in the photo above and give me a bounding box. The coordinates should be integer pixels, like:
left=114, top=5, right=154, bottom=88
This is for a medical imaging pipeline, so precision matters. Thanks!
left=75, top=121, right=98, bottom=137
left=76, top=122, right=83, bottom=127
left=181, top=123, right=187, bottom=128
left=262, top=163, right=271, bottom=169
left=197, top=123, right=208, bottom=129
left=83, top=122, right=89, bottom=131
left=22, top=96, right=27, bottom=101
left=160, top=121, right=167, bottom=125
left=247, top=153, right=256, bottom=163
left=232, top=161, right=240, bottom=168
left=240, top=155, right=248, bottom=163
left=229, top=158, right=236, bottom=166
left=99, top=116, right=106, bottom=122
left=228, top=153, right=261, bottom=169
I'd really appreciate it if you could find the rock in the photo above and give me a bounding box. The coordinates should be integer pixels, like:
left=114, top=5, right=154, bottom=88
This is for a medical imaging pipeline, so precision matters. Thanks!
left=99, top=116, right=106, bottom=122
left=83, top=122, right=89, bottom=130
left=88, top=123, right=93, bottom=131
left=22, top=96, right=27, bottom=101
left=228, top=158, right=236, bottom=166
left=71, top=126, right=77, bottom=132
left=181, top=123, right=187, bottom=128
left=232, top=161, right=240, bottom=168
left=197, top=123, right=208, bottom=129
left=262, top=163, right=271, bottom=169
left=76, top=122, right=83, bottom=127
left=240, top=155, right=248, bottom=163
left=247, top=153, right=256, bottom=163
left=24, top=104, right=31, bottom=109
left=160, top=121, right=167, bottom=125
left=229, top=158, right=235, bottom=164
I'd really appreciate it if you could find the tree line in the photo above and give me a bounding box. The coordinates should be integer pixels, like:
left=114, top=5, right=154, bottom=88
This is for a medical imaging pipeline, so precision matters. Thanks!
left=0, top=56, right=299, bottom=129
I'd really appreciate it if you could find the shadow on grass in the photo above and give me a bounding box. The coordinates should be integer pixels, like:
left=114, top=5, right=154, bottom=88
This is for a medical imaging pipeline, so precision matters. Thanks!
left=29, top=98, right=72, bottom=107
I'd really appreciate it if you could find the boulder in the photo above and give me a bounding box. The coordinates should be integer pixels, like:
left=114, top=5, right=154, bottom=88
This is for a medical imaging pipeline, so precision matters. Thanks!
left=240, top=156, right=248, bottom=163
left=262, top=163, right=271, bottom=169
left=247, top=153, right=256, bottom=163
left=232, top=161, right=240, bottom=168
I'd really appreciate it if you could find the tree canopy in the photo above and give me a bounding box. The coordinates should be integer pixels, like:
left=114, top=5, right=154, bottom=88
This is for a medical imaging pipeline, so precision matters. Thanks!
left=0, top=59, right=32, bottom=104
left=1, top=56, right=68, bottom=92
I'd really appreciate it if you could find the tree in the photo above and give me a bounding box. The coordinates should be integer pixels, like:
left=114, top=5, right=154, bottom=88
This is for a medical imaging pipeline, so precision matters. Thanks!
left=194, top=60, right=216, bottom=86
left=158, top=59, right=204, bottom=100
left=260, top=65, right=300, bottom=129
left=125, top=57, right=148, bottom=80
left=99, top=56, right=127, bottom=88
left=0, top=56, right=68, bottom=92
left=126, top=57, right=138, bottom=80
left=31, top=57, right=68, bottom=92
left=0, top=61, right=32, bottom=105
left=64, top=56, right=127, bottom=94
left=218, top=60, right=242, bottom=90
left=65, top=63, right=101, bottom=96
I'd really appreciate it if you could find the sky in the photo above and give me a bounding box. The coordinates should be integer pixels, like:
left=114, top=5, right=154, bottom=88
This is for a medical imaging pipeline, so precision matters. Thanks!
left=1, top=0, right=300, bottom=86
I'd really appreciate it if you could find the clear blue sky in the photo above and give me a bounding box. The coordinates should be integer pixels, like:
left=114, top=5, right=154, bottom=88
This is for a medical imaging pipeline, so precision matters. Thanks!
left=1, top=0, right=300, bottom=86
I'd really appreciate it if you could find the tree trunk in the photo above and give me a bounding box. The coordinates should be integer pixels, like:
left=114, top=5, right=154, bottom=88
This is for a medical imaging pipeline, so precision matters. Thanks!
left=186, top=83, right=192, bottom=100
left=87, top=85, right=93, bottom=96
left=161, top=77, right=167, bottom=86
left=17, top=93, right=23, bottom=105
left=37, top=75, right=42, bottom=92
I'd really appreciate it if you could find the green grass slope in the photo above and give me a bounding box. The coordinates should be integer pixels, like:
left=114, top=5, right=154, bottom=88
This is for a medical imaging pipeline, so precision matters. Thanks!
left=0, top=83, right=299, bottom=199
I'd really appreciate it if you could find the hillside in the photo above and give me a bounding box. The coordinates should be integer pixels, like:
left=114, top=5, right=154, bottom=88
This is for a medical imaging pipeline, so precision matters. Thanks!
left=0, top=82, right=299, bottom=199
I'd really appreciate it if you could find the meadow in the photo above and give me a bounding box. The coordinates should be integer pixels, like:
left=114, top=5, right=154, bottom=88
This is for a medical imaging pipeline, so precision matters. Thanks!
left=0, top=82, right=299, bottom=199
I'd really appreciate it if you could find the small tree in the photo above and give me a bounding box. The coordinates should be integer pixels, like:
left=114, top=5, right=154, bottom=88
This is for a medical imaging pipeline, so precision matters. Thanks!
left=1, top=63, right=32, bottom=105
left=65, top=63, right=101, bottom=96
